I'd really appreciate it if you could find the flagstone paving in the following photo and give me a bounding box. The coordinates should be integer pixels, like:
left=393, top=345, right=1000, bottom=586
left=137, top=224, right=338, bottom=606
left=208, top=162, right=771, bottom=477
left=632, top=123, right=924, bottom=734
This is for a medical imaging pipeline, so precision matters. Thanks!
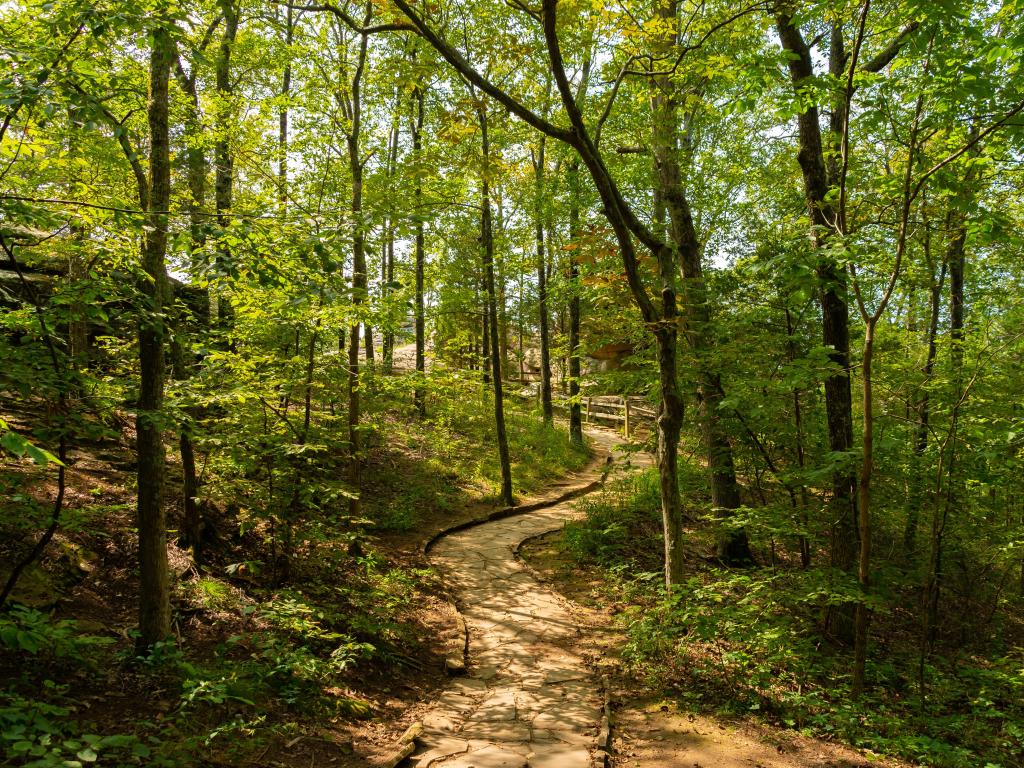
left=411, top=431, right=642, bottom=768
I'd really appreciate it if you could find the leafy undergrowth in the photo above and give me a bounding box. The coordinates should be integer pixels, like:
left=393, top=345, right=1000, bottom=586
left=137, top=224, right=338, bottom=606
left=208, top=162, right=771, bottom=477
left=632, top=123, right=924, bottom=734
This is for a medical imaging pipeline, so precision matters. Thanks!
left=560, top=466, right=1024, bottom=768
left=0, top=374, right=590, bottom=767
left=363, top=371, right=590, bottom=534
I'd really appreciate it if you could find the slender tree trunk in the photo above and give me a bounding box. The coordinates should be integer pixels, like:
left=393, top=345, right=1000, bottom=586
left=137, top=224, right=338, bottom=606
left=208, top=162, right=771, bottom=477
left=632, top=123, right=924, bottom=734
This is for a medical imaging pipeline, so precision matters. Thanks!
left=517, top=276, right=525, bottom=380
left=382, top=234, right=394, bottom=370
left=651, top=1, right=752, bottom=565
left=344, top=17, right=371, bottom=521
left=777, top=14, right=859, bottom=640
left=905, top=253, right=945, bottom=553
left=66, top=107, right=89, bottom=365
left=364, top=323, right=374, bottom=363
left=172, top=58, right=209, bottom=562
left=478, top=103, right=513, bottom=506
left=495, top=189, right=510, bottom=380
left=923, top=184, right=973, bottom=657
left=948, top=209, right=966, bottom=377
left=852, top=77, right=925, bottom=696
left=852, top=318, right=877, bottom=696
left=136, top=24, right=174, bottom=649
left=279, top=2, right=292, bottom=209
left=214, top=0, right=238, bottom=340
left=481, top=283, right=491, bottom=385
left=567, top=160, right=583, bottom=446
left=533, top=137, right=553, bottom=423
left=412, top=85, right=427, bottom=417
left=785, top=307, right=812, bottom=569
left=383, top=89, right=401, bottom=372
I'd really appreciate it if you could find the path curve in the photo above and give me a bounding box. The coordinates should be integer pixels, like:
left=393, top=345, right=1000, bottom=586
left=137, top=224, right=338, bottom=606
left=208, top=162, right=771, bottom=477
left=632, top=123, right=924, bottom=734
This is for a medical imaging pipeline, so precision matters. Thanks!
left=411, top=430, right=634, bottom=768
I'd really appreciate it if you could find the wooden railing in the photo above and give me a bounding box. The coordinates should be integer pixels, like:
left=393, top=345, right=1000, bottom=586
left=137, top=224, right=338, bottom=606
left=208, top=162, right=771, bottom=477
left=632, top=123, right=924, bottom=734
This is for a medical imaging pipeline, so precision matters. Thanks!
left=502, top=381, right=655, bottom=437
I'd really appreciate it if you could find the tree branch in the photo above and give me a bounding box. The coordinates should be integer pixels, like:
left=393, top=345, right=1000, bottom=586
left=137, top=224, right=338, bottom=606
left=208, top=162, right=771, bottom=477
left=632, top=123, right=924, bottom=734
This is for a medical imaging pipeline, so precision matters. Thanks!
left=287, top=1, right=415, bottom=33
left=64, top=81, right=149, bottom=210
left=390, top=0, right=573, bottom=142
left=862, top=21, right=919, bottom=73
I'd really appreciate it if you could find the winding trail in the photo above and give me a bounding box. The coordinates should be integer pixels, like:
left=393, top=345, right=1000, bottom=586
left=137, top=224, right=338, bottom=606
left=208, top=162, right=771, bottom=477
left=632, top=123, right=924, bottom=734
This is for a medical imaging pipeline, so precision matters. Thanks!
left=411, top=430, right=640, bottom=768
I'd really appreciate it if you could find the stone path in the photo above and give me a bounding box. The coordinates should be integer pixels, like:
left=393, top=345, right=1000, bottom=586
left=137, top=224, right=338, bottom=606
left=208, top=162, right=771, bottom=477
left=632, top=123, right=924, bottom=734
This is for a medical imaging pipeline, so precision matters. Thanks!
left=411, top=431, right=632, bottom=768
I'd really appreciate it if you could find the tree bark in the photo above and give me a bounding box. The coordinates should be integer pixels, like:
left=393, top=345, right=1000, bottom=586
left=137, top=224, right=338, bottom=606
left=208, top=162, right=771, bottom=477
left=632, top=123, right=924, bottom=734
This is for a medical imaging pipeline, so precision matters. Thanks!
left=533, top=136, right=553, bottom=423
left=851, top=67, right=925, bottom=697
left=413, top=85, right=427, bottom=417
left=777, top=13, right=859, bottom=640
left=279, top=1, right=292, bottom=210
left=136, top=23, right=174, bottom=650
left=344, top=12, right=371, bottom=521
left=478, top=102, right=513, bottom=507
left=172, top=47, right=210, bottom=564
left=481, top=280, right=491, bottom=385
left=214, top=0, right=238, bottom=340
left=904, top=244, right=945, bottom=554
left=567, top=160, right=583, bottom=446
left=382, top=95, right=399, bottom=372
left=923, top=172, right=975, bottom=656
left=652, top=0, right=752, bottom=565
left=785, top=307, right=812, bottom=569
left=495, top=190, right=510, bottom=381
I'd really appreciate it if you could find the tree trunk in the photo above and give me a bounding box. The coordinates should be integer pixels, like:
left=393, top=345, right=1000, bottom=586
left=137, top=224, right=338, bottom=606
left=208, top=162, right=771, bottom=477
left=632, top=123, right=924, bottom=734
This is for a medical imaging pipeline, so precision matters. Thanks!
left=214, top=0, right=238, bottom=340
left=785, top=307, right=812, bottom=569
left=382, top=94, right=399, bottom=373
left=651, top=2, right=752, bottom=565
left=923, top=183, right=973, bottom=656
left=66, top=107, right=88, bottom=365
left=495, top=188, right=510, bottom=381
left=478, top=103, right=513, bottom=507
left=172, top=56, right=209, bottom=563
left=852, top=318, right=877, bottom=697
left=533, top=137, right=553, bottom=423
left=566, top=161, right=583, bottom=446
left=481, top=283, right=491, bottom=385
left=413, top=85, right=427, bottom=417
left=279, top=2, right=292, bottom=210
left=345, top=18, right=371, bottom=521
left=777, top=14, right=859, bottom=640
left=136, top=24, right=174, bottom=650
left=904, top=250, right=945, bottom=554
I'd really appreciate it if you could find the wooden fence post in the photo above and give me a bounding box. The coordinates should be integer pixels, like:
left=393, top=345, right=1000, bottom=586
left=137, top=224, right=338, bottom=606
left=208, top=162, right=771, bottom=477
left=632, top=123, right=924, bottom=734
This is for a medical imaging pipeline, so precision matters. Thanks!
left=624, top=397, right=631, bottom=438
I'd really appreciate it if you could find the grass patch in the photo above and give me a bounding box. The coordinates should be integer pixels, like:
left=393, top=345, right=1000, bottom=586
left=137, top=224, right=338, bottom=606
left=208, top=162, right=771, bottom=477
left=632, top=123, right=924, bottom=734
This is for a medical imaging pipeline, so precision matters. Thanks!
left=364, top=373, right=590, bottom=532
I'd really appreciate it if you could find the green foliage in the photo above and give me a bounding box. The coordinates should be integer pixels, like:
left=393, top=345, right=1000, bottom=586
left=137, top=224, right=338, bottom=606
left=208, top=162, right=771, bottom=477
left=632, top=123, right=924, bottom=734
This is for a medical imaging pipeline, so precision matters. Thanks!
left=563, top=463, right=1024, bottom=767
left=563, top=469, right=663, bottom=570
left=0, top=419, right=62, bottom=467
left=0, top=607, right=112, bottom=661
left=2, top=0, right=1023, bottom=764
left=0, top=691, right=153, bottom=768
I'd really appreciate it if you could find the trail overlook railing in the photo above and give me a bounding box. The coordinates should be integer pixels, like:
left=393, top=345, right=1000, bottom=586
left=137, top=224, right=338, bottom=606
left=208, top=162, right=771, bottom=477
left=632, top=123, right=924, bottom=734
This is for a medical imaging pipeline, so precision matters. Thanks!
left=502, top=380, right=656, bottom=438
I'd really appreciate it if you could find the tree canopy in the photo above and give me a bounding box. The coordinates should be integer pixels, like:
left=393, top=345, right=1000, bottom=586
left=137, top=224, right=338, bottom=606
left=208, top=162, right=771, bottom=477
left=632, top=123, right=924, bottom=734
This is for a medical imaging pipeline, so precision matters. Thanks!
left=2, top=0, right=1024, bottom=765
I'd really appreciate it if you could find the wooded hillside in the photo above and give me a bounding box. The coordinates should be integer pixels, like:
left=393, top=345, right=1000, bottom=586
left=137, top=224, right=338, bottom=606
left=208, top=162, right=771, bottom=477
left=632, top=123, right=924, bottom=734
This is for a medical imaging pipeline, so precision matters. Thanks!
left=1, top=1, right=1023, bottom=766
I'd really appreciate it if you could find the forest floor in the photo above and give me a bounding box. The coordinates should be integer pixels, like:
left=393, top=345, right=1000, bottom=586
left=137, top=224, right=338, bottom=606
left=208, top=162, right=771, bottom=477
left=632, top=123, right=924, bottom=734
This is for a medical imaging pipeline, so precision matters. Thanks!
left=2, top=404, right=913, bottom=768
left=519, top=525, right=912, bottom=768
left=387, top=427, right=909, bottom=768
